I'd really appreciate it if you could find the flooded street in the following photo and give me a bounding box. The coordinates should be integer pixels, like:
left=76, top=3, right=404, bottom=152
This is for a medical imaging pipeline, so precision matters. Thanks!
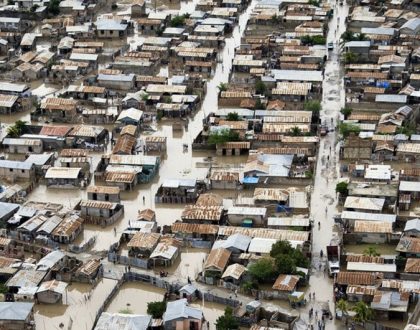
left=34, top=278, right=117, bottom=330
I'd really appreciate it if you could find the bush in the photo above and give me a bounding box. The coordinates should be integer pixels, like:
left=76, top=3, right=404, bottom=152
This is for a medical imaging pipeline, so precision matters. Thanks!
left=301, top=35, right=326, bottom=45
left=207, top=129, right=239, bottom=145
left=170, top=15, right=187, bottom=27
left=255, top=81, right=267, bottom=95
left=248, top=258, right=276, bottom=282
left=226, top=112, right=239, bottom=121
left=147, top=301, right=166, bottom=318
left=216, top=307, right=239, bottom=330
left=304, top=100, right=321, bottom=112
left=47, top=0, right=60, bottom=15
left=340, top=107, right=352, bottom=119
left=335, top=182, right=348, bottom=195
left=339, top=123, right=361, bottom=137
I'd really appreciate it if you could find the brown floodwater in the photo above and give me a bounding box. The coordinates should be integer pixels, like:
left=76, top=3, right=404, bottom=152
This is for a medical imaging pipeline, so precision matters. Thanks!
left=106, top=282, right=165, bottom=314
left=34, top=278, right=117, bottom=330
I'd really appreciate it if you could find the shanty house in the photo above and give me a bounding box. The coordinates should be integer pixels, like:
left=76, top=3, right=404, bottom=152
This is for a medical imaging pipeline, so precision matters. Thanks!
left=404, top=219, right=420, bottom=238
left=2, top=138, right=43, bottom=154
left=0, top=302, right=34, bottom=330
left=51, top=214, right=84, bottom=243
left=36, top=280, right=68, bottom=304
left=210, top=170, right=240, bottom=190
left=204, top=247, right=231, bottom=277
left=87, top=186, right=120, bottom=203
left=45, top=167, right=85, bottom=188
left=150, top=241, right=180, bottom=267
left=163, top=299, right=204, bottom=330
left=95, top=20, right=128, bottom=38
left=80, top=200, right=124, bottom=226
left=128, top=232, right=160, bottom=258
left=0, top=160, right=35, bottom=181
left=272, top=274, right=300, bottom=298
left=221, top=263, right=247, bottom=286
left=227, top=207, right=267, bottom=227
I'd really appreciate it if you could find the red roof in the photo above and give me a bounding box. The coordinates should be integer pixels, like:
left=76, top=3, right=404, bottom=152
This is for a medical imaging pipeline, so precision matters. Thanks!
left=40, top=125, right=73, bottom=137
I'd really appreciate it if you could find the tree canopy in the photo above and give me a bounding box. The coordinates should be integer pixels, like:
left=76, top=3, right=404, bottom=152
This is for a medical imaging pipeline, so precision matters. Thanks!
left=147, top=301, right=166, bottom=319
left=226, top=112, right=240, bottom=121
left=207, top=129, right=240, bottom=145
left=339, top=123, right=361, bottom=137
left=363, top=246, right=380, bottom=257
left=7, top=120, right=27, bottom=138
left=335, top=182, right=348, bottom=195
left=304, top=100, right=321, bottom=112
left=216, top=307, right=239, bottom=330
left=248, top=258, right=277, bottom=282
left=255, top=81, right=267, bottom=95
left=353, top=301, right=374, bottom=324
left=301, top=35, right=326, bottom=45
left=340, top=107, right=352, bottom=119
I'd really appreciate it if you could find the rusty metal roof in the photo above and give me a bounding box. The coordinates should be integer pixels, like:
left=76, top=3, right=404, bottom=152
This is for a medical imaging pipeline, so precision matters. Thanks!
left=221, top=263, right=247, bottom=280
left=204, top=248, right=231, bottom=271
left=171, top=222, right=218, bottom=235
left=87, top=185, right=120, bottom=195
left=354, top=220, right=393, bottom=233
left=218, top=227, right=309, bottom=242
left=40, top=97, right=77, bottom=111
left=346, top=255, right=384, bottom=263
left=137, top=208, right=155, bottom=221
left=105, top=171, right=136, bottom=183
left=254, top=188, right=289, bottom=202
left=396, top=237, right=420, bottom=253
left=346, top=285, right=376, bottom=296
left=80, top=200, right=117, bottom=210
left=336, top=271, right=382, bottom=285
left=76, top=259, right=101, bottom=276
left=404, top=258, right=420, bottom=273
left=52, top=214, right=83, bottom=237
left=127, top=232, right=160, bottom=249
left=272, top=274, right=299, bottom=291
left=182, top=205, right=223, bottom=222
left=210, top=171, right=239, bottom=182
left=60, top=149, right=88, bottom=157
left=40, top=126, right=73, bottom=137
left=120, top=125, right=137, bottom=137
left=112, top=135, right=136, bottom=154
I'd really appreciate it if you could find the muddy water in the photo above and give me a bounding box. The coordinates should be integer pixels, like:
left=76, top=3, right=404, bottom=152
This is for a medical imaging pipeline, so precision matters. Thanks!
left=106, top=282, right=165, bottom=314
left=191, top=301, right=225, bottom=328
left=2, top=0, right=256, bottom=253
left=158, top=248, right=208, bottom=280
left=34, top=278, right=116, bottom=330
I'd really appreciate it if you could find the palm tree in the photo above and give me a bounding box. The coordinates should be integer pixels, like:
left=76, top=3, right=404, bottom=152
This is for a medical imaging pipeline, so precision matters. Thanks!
left=353, top=301, right=374, bottom=324
left=343, top=52, right=359, bottom=64
left=363, top=246, right=380, bottom=257
left=290, top=126, right=302, bottom=136
left=336, top=299, right=349, bottom=316
left=217, top=83, right=228, bottom=92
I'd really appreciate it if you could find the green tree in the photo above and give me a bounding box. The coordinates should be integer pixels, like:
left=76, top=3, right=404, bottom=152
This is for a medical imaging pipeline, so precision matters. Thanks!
left=336, top=299, right=348, bottom=315
left=170, top=15, right=186, bottom=27
left=7, top=120, right=27, bottom=138
left=363, top=246, right=380, bottom=257
left=147, top=301, right=167, bottom=318
left=304, top=100, right=321, bottom=113
left=339, top=123, right=361, bottom=137
left=216, top=307, right=239, bottom=330
left=290, top=126, right=302, bottom=136
left=47, top=0, right=60, bottom=15
left=301, top=35, right=325, bottom=45
left=217, top=83, right=228, bottom=92
left=353, top=301, right=374, bottom=324
left=248, top=258, right=276, bottom=282
left=254, top=98, right=265, bottom=110
left=226, top=112, right=240, bottom=121
left=335, top=182, right=348, bottom=195
left=343, top=52, right=359, bottom=64
left=275, top=254, right=297, bottom=274
left=207, top=129, right=240, bottom=145
left=270, top=240, right=293, bottom=257
left=340, top=31, right=355, bottom=43
left=340, top=107, right=352, bottom=119
left=255, top=81, right=267, bottom=95
left=111, top=3, right=118, bottom=10
left=308, top=0, right=320, bottom=6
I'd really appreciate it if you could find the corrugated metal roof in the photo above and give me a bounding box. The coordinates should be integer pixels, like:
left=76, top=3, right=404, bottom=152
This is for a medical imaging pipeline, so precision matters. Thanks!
left=182, top=205, right=223, bottom=222
left=171, top=222, right=218, bottom=235
left=45, top=167, right=81, bottom=179
left=344, top=196, right=385, bottom=211
left=128, top=232, right=160, bottom=249
left=341, top=211, right=396, bottom=223
left=337, top=271, right=381, bottom=285
left=204, top=248, right=231, bottom=271
left=272, top=274, right=299, bottom=291
left=222, top=263, right=247, bottom=280
left=218, top=226, right=309, bottom=241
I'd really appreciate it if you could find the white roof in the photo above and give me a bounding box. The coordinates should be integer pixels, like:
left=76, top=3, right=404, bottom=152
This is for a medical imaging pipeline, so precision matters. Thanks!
left=37, top=280, right=68, bottom=294
left=344, top=196, right=385, bottom=211
left=404, top=219, right=420, bottom=232
left=116, top=108, right=143, bottom=122
left=0, top=302, right=34, bottom=321
left=341, top=211, right=396, bottom=223
left=400, top=181, right=420, bottom=192
left=227, top=207, right=267, bottom=216
left=248, top=238, right=277, bottom=254
left=163, top=299, right=203, bottom=322
left=36, top=250, right=65, bottom=271
left=95, top=313, right=152, bottom=330
left=347, top=262, right=396, bottom=273
left=364, top=165, right=391, bottom=180
left=45, top=167, right=81, bottom=179
left=149, top=243, right=178, bottom=260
